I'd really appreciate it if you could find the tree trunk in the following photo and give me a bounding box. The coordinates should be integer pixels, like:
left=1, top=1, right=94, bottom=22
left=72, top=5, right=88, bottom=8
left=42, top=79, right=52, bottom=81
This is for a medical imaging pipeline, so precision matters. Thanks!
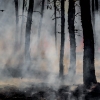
left=80, top=0, right=97, bottom=88
left=38, top=0, right=45, bottom=38
left=20, top=0, right=25, bottom=45
left=54, top=0, right=57, bottom=49
left=68, top=0, right=76, bottom=82
left=95, top=0, right=98, bottom=11
left=92, top=0, right=95, bottom=16
left=59, top=0, right=65, bottom=78
left=25, top=0, right=34, bottom=64
left=14, top=0, right=19, bottom=49
left=92, top=0, right=97, bottom=53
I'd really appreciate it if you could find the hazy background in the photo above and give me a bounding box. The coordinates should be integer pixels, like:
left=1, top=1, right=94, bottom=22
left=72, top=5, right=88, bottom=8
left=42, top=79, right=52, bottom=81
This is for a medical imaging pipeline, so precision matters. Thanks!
left=0, top=0, right=100, bottom=88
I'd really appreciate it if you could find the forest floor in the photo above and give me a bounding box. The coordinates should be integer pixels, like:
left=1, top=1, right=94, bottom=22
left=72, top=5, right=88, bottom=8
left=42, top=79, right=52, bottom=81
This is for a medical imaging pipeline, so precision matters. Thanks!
left=0, top=68, right=100, bottom=100
left=0, top=65, right=99, bottom=100
left=0, top=82, right=100, bottom=100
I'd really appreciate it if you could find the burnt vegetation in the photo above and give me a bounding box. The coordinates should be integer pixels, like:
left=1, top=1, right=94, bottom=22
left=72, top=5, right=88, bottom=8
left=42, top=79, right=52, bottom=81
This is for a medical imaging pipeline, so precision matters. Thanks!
left=0, top=84, right=100, bottom=100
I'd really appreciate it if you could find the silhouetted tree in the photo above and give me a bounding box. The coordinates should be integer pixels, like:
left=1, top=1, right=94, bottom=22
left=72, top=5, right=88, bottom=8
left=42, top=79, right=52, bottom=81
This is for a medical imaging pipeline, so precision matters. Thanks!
left=14, top=0, right=19, bottom=49
left=59, top=0, right=65, bottom=78
left=92, top=0, right=96, bottom=52
left=38, top=0, right=45, bottom=38
left=80, top=0, right=97, bottom=88
left=92, top=0, right=95, bottom=18
left=68, top=0, right=76, bottom=82
left=20, top=0, right=25, bottom=45
left=95, top=0, right=98, bottom=11
left=25, top=0, right=34, bottom=64
left=54, top=0, right=57, bottom=49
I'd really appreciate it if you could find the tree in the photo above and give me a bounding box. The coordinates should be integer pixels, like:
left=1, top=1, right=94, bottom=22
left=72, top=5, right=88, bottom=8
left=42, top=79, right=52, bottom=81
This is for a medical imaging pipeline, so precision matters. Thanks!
left=68, top=0, right=76, bottom=82
left=20, top=0, right=25, bottom=45
left=54, top=0, right=57, bottom=49
left=80, top=0, right=97, bottom=88
left=95, top=0, right=98, bottom=11
left=47, top=0, right=58, bottom=49
left=92, top=0, right=98, bottom=52
left=14, top=0, right=19, bottom=49
left=38, top=0, right=45, bottom=38
left=59, top=0, right=65, bottom=78
left=37, top=0, right=45, bottom=65
left=25, top=0, right=34, bottom=65
left=92, top=0, right=95, bottom=18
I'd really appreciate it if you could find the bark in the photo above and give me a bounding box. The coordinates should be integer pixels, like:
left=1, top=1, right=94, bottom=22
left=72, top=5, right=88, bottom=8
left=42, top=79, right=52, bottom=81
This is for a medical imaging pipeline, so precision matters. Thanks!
left=14, top=0, right=19, bottom=49
left=59, top=0, right=65, bottom=78
left=38, top=0, right=45, bottom=38
left=68, top=0, right=76, bottom=81
left=20, top=0, right=25, bottom=45
left=80, top=0, right=97, bottom=88
left=54, top=0, right=57, bottom=49
left=25, top=0, right=34, bottom=64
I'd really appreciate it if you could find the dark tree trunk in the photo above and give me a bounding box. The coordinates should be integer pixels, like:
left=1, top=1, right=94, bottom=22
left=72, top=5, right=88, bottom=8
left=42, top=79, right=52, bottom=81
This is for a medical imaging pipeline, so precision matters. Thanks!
left=92, top=0, right=97, bottom=52
left=54, top=0, right=57, bottom=49
left=68, top=0, right=76, bottom=81
left=92, top=0, right=95, bottom=16
left=59, top=0, right=65, bottom=78
left=38, top=0, right=45, bottom=38
left=80, top=0, right=97, bottom=88
left=14, top=0, right=19, bottom=49
left=25, top=0, right=34, bottom=64
left=20, top=0, right=25, bottom=45
left=95, top=0, right=98, bottom=11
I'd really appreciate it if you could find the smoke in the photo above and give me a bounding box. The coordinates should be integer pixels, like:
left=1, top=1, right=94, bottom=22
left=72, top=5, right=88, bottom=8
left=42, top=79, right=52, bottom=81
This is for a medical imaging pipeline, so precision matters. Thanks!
left=1, top=0, right=100, bottom=89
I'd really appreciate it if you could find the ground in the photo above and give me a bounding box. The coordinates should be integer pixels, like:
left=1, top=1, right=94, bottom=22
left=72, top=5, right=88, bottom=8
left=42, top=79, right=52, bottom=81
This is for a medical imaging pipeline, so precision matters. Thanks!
left=0, top=83, right=100, bottom=100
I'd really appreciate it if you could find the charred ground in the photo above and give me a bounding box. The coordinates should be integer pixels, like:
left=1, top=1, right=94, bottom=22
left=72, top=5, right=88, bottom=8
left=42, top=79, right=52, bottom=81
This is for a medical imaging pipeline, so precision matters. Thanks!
left=0, top=83, right=100, bottom=100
